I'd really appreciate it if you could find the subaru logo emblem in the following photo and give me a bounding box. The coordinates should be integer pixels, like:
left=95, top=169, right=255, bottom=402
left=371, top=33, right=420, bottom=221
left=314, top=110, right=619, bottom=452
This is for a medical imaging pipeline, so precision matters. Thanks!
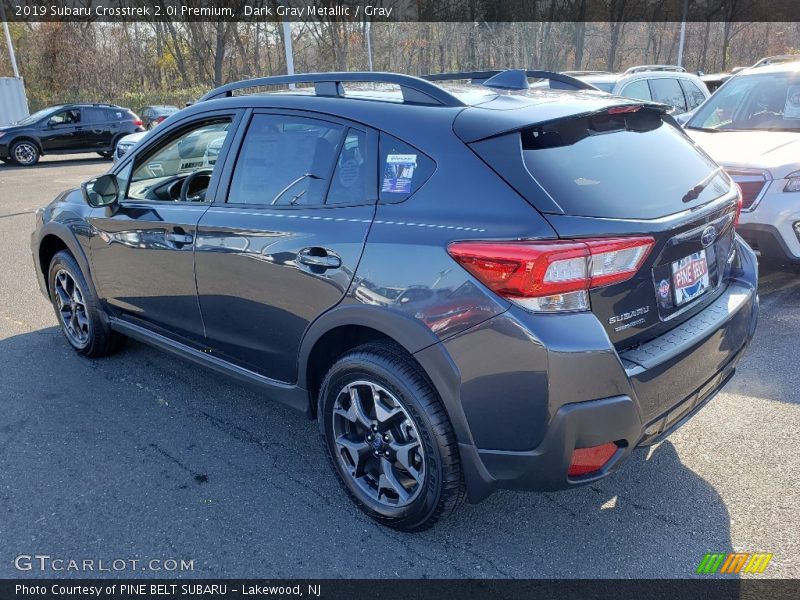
left=701, top=225, right=717, bottom=247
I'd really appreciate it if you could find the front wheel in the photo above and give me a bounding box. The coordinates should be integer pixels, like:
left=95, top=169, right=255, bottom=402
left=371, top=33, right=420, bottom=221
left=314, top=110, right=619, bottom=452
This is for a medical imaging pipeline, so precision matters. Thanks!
left=48, top=250, right=125, bottom=357
left=319, top=342, right=464, bottom=531
left=10, top=140, right=40, bottom=166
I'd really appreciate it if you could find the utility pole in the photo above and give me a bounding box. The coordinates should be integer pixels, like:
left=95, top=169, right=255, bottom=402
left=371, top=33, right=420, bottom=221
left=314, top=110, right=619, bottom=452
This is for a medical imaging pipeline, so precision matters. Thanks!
left=282, top=20, right=295, bottom=89
left=365, top=21, right=373, bottom=71
left=677, top=0, right=689, bottom=67
left=0, top=2, right=21, bottom=78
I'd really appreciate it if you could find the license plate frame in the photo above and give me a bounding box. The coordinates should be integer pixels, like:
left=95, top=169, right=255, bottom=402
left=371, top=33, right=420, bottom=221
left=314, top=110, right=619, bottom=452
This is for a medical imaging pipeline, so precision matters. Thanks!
left=671, top=249, right=710, bottom=306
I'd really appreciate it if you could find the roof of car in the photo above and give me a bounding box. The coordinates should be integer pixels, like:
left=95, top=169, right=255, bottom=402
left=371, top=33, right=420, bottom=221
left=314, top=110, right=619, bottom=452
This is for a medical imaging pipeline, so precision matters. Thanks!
left=738, top=60, right=800, bottom=76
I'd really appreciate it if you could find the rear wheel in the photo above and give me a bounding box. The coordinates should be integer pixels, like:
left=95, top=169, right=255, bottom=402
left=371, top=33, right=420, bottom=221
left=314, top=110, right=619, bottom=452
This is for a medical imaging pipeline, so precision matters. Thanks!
left=11, top=140, right=39, bottom=166
left=48, top=250, right=125, bottom=357
left=319, top=342, right=464, bottom=531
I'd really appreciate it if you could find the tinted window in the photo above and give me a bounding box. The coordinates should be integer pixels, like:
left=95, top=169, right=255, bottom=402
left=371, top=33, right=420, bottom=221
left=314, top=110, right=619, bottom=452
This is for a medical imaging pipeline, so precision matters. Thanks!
left=649, top=78, right=687, bottom=112
left=680, top=79, right=707, bottom=110
left=327, top=128, right=374, bottom=205
left=228, top=114, right=344, bottom=206
left=620, top=79, right=652, bottom=101
left=84, top=108, right=107, bottom=123
left=521, top=111, right=728, bottom=219
left=128, top=119, right=231, bottom=201
left=687, top=71, right=800, bottom=131
left=378, top=133, right=435, bottom=202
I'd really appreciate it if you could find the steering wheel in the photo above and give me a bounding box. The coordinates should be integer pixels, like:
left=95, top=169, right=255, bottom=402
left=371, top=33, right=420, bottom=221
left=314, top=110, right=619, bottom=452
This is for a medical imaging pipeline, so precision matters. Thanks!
left=179, top=168, right=214, bottom=202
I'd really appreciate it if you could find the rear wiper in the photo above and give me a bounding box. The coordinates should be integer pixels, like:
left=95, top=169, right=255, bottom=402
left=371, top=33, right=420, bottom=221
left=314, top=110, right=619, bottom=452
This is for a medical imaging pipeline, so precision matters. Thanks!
left=682, top=167, right=723, bottom=203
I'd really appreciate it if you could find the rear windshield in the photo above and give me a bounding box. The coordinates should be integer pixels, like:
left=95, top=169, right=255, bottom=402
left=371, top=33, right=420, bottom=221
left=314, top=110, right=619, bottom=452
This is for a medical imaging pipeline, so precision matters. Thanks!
left=521, top=111, right=729, bottom=219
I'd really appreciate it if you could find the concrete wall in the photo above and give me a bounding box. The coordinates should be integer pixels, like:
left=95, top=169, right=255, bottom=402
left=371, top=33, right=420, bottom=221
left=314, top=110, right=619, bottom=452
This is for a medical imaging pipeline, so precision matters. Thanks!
left=0, top=77, right=30, bottom=126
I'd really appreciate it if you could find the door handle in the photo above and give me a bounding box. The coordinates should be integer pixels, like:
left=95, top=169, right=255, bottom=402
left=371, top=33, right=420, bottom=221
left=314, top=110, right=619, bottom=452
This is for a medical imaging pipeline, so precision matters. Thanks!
left=297, top=248, right=341, bottom=269
left=165, top=232, right=193, bottom=245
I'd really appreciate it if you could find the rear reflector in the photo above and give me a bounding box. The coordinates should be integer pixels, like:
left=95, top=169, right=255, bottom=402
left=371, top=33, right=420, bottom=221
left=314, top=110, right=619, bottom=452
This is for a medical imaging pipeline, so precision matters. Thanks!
left=568, top=443, right=618, bottom=477
left=447, top=237, right=654, bottom=313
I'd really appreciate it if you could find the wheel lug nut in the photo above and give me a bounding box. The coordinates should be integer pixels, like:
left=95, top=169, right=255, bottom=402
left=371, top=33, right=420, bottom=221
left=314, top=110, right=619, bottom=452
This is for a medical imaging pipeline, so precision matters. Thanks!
left=371, top=424, right=378, bottom=431
left=383, top=434, right=389, bottom=442
left=366, top=434, right=373, bottom=441
left=384, top=450, right=390, bottom=457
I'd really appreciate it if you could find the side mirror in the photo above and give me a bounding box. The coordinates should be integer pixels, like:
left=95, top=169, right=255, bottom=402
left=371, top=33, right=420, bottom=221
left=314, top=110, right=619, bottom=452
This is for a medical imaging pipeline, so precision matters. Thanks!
left=46, top=119, right=56, bottom=128
left=83, top=174, right=120, bottom=208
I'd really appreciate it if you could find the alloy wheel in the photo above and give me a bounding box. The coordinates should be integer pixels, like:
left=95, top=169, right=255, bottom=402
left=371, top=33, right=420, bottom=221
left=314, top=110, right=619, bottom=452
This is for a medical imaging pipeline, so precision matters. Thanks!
left=13, top=142, right=37, bottom=165
left=331, top=380, right=425, bottom=507
left=54, top=269, right=90, bottom=347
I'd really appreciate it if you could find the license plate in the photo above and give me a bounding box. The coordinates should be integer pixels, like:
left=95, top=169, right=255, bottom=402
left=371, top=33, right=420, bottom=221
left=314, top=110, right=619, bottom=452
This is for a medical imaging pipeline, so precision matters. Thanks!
left=671, top=250, right=710, bottom=306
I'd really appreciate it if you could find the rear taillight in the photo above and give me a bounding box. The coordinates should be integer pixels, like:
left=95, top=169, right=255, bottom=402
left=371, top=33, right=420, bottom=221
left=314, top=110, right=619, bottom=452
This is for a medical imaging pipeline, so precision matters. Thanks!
left=155, top=116, right=166, bottom=124
left=568, top=443, right=618, bottom=477
left=133, top=119, right=143, bottom=127
left=447, top=237, right=654, bottom=313
left=734, top=183, right=744, bottom=227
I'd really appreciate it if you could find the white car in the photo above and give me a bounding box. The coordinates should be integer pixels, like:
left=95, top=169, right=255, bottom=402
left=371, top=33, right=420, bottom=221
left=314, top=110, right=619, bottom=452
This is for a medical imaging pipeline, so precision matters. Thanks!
left=570, top=65, right=710, bottom=119
left=113, top=130, right=148, bottom=162
left=685, top=61, right=800, bottom=263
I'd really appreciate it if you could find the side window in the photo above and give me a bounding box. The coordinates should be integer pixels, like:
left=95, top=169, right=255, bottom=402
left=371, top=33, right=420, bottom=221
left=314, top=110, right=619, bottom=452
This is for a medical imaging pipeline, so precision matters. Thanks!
left=620, top=79, right=652, bottom=102
left=227, top=114, right=344, bottom=206
left=84, top=108, right=107, bottom=123
left=127, top=118, right=232, bottom=201
left=326, top=128, right=375, bottom=205
left=650, top=78, right=688, bottom=113
left=106, top=109, right=124, bottom=121
left=49, top=109, right=81, bottom=125
left=379, top=133, right=436, bottom=203
left=680, top=79, right=707, bottom=110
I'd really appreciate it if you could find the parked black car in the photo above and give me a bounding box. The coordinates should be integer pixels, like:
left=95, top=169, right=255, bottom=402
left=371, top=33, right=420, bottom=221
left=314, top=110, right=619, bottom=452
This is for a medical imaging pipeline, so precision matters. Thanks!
left=31, top=70, right=758, bottom=531
left=0, top=103, right=143, bottom=166
left=139, top=105, right=179, bottom=129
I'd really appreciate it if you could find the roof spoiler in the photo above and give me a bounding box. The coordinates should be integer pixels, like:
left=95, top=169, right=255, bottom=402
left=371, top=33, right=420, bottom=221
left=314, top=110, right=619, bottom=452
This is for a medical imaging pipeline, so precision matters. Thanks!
left=421, top=69, right=599, bottom=91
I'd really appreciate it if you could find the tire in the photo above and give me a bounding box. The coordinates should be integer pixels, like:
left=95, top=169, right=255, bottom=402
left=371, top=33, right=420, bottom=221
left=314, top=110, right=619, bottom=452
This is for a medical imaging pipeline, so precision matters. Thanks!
left=319, top=342, right=464, bottom=531
left=0, top=157, right=10, bottom=164
left=47, top=250, right=125, bottom=357
left=10, top=140, right=40, bottom=166
left=98, top=151, right=113, bottom=159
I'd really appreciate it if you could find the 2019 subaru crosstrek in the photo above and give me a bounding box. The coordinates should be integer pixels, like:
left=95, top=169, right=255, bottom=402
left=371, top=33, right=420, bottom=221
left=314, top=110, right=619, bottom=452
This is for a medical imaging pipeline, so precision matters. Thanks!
left=31, top=70, right=758, bottom=531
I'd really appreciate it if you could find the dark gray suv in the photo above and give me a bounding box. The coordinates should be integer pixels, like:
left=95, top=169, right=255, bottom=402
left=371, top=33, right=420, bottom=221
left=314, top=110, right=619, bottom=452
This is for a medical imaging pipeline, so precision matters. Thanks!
left=31, top=70, right=759, bottom=531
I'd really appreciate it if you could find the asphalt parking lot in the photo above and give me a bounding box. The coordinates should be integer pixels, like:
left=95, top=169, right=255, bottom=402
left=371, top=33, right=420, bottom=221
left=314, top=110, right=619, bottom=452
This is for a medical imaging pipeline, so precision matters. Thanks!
left=1, top=155, right=798, bottom=579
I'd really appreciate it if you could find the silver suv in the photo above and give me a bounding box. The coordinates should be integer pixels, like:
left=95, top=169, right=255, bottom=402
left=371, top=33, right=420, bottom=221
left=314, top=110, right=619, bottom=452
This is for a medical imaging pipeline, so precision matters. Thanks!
left=569, top=65, right=710, bottom=119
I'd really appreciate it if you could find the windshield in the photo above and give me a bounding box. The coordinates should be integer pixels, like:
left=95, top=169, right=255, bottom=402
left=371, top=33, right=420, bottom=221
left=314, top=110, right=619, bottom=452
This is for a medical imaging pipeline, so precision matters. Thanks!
left=687, top=71, right=800, bottom=132
left=14, top=107, right=61, bottom=126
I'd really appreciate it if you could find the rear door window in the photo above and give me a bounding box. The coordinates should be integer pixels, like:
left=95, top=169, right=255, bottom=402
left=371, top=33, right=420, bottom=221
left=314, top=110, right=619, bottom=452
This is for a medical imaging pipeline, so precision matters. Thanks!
left=620, top=80, right=652, bottom=102
left=649, top=78, right=688, bottom=113
left=227, top=114, right=344, bottom=206
left=84, top=108, right=107, bottom=123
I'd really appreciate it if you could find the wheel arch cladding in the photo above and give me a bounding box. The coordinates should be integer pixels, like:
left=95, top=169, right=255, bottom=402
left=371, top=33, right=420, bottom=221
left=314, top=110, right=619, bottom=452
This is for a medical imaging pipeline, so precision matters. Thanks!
left=12, top=136, right=42, bottom=153
left=38, top=228, right=95, bottom=299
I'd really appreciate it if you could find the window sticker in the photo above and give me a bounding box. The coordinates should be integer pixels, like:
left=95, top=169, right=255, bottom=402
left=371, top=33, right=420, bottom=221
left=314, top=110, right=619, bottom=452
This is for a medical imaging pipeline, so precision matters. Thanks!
left=382, top=154, right=417, bottom=194
left=785, top=85, right=800, bottom=119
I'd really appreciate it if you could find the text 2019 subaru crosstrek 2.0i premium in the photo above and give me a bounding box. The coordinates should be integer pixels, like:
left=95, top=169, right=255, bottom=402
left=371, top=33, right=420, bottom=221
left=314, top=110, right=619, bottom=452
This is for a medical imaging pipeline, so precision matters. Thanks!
left=31, top=70, right=758, bottom=530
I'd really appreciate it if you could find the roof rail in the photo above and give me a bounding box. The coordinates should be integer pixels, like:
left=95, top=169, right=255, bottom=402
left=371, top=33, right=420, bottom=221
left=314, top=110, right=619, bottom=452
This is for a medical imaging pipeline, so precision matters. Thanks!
left=561, top=70, right=612, bottom=76
left=421, top=69, right=598, bottom=91
left=623, top=65, right=686, bottom=74
left=198, top=72, right=465, bottom=107
left=751, top=54, right=800, bottom=68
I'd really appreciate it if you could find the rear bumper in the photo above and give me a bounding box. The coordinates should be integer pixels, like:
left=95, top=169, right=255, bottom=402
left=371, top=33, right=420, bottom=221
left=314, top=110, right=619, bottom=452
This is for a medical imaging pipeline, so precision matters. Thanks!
left=436, top=236, right=758, bottom=502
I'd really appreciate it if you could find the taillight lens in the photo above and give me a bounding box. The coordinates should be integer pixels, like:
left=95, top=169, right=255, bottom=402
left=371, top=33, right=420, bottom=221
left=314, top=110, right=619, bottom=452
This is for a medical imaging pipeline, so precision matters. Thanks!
left=568, top=443, right=618, bottom=477
left=155, top=116, right=166, bottom=124
left=133, top=119, right=143, bottom=127
left=447, top=237, right=654, bottom=313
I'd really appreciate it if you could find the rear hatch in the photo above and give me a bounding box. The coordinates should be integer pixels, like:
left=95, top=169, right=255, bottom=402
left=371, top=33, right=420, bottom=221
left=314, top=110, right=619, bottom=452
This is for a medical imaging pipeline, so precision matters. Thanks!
left=462, top=100, right=740, bottom=350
